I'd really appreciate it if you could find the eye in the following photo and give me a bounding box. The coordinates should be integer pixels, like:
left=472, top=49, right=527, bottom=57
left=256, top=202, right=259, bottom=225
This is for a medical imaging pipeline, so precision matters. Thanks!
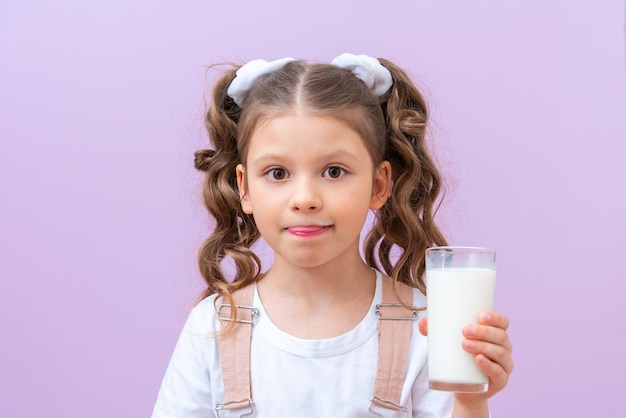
left=324, top=166, right=346, bottom=179
left=266, top=167, right=288, bottom=181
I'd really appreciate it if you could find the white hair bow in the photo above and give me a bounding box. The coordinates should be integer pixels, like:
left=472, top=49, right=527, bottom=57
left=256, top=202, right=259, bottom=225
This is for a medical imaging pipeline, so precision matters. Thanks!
left=226, top=53, right=392, bottom=107
left=330, top=53, right=392, bottom=97
left=227, top=57, right=296, bottom=107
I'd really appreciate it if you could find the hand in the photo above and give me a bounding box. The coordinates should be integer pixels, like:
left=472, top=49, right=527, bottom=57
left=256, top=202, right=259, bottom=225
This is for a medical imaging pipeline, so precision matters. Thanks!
left=419, top=312, right=514, bottom=408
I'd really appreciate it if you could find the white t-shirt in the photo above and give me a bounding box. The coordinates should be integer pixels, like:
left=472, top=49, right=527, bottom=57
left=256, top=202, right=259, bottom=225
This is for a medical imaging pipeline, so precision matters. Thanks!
left=152, top=271, right=453, bottom=417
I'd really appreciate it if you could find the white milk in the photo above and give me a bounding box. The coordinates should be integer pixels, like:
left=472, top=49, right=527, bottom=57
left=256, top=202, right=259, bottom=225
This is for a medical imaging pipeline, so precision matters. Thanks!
left=426, top=267, right=496, bottom=390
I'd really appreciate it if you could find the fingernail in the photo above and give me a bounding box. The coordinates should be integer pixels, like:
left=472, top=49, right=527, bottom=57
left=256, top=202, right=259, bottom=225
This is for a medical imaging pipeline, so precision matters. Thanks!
left=463, top=325, right=475, bottom=336
left=480, top=313, right=491, bottom=323
left=463, top=340, right=475, bottom=350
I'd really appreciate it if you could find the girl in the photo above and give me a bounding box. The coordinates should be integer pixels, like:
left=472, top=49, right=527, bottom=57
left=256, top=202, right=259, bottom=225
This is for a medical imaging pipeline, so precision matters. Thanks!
left=153, top=53, right=513, bottom=417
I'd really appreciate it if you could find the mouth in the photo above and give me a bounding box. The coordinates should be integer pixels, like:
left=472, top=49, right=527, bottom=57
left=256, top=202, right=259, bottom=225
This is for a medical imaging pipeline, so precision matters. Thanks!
left=285, top=224, right=333, bottom=237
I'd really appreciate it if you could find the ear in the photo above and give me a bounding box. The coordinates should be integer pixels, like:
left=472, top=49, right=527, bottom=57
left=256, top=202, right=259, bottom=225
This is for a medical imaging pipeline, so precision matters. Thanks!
left=236, top=164, right=253, bottom=214
left=370, top=160, right=392, bottom=210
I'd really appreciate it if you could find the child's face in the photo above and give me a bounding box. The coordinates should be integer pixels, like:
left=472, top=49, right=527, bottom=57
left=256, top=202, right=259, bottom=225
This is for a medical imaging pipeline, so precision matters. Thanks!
left=237, top=113, right=391, bottom=269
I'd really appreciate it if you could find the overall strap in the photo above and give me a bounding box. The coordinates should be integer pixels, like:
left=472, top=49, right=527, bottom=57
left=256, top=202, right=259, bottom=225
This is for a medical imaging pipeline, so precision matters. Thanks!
left=370, top=277, right=419, bottom=415
left=216, top=284, right=257, bottom=417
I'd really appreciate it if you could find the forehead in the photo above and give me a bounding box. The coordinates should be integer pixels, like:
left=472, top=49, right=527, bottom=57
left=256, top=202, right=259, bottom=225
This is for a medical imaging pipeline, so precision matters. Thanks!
left=246, top=113, right=372, bottom=163
left=239, top=104, right=381, bottom=161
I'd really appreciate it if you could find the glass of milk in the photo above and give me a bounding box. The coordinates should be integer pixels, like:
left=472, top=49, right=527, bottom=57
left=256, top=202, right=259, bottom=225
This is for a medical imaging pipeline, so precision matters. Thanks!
left=425, top=246, right=496, bottom=393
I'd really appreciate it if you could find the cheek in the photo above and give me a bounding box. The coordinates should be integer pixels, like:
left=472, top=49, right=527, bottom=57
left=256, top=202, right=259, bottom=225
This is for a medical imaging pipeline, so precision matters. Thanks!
left=244, top=181, right=281, bottom=213
left=332, top=186, right=373, bottom=214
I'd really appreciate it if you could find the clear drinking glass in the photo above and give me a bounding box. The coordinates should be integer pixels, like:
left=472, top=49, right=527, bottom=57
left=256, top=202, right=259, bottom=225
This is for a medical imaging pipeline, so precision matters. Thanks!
left=425, top=246, right=497, bottom=393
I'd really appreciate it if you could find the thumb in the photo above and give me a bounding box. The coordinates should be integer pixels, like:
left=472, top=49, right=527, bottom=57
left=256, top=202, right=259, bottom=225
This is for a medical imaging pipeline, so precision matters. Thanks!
left=418, top=317, right=428, bottom=336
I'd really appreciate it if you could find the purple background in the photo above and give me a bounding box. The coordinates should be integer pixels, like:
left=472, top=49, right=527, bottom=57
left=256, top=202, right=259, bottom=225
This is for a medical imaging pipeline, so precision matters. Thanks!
left=1, top=1, right=625, bottom=416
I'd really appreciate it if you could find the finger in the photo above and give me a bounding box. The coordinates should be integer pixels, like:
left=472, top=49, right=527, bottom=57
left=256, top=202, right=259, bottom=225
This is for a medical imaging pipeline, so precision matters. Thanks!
left=418, top=317, right=428, bottom=336
left=462, top=339, right=515, bottom=376
left=475, top=352, right=512, bottom=391
left=463, top=323, right=513, bottom=353
left=478, top=312, right=510, bottom=332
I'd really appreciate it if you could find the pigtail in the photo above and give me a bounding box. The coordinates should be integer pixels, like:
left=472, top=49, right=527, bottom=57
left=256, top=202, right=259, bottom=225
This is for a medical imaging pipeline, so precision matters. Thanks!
left=364, top=59, right=447, bottom=294
left=195, top=67, right=262, bottom=302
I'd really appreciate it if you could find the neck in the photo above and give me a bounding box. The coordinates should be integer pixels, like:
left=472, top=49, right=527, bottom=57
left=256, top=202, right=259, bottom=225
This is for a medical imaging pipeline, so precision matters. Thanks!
left=256, top=255, right=377, bottom=339
left=261, top=254, right=375, bottom=301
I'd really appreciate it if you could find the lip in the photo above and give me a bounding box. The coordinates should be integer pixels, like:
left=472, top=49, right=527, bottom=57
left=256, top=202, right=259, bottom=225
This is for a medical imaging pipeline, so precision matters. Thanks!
left=285, top=225, right=332, bottom=237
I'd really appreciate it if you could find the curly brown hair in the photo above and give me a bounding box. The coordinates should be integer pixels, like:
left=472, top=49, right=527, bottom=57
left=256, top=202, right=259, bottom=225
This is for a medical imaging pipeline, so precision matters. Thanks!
left=194, top=58, right=447, bottom=308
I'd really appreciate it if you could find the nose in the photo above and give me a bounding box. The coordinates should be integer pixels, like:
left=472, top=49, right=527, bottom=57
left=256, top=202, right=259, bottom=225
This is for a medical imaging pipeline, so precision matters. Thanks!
left=289, top=177, right=322, bottom=212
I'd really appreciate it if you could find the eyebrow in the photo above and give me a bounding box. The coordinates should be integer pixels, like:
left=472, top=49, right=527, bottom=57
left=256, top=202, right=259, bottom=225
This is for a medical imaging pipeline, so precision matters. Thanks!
left=252, top=150, right=361, bottom=166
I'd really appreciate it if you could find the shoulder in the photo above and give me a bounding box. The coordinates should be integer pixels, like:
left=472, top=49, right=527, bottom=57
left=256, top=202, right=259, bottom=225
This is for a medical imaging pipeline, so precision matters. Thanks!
left=182, top=294, right=222, bottom=335
left=379, top=273, right=427, bottom=308
left=410, top=285, right=427, bottom=310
